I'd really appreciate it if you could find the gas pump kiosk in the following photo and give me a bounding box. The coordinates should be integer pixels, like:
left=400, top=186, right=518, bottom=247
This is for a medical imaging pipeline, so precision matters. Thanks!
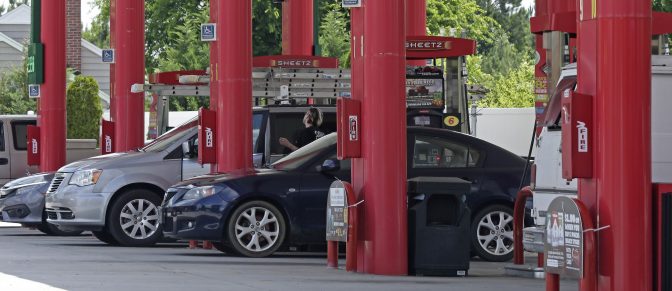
left=405, top=36, right=476, bottom=132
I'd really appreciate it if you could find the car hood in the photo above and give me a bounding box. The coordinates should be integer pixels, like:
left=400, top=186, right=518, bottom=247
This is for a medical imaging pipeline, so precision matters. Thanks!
left=175, top=168, right=280, bottom=188
left=2, top=172, right=54, bottom=189
left=58, top=151, right=162, bottom=173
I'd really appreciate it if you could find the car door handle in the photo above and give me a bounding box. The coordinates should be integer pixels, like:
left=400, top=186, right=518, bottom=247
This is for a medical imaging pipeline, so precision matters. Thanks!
left=0, top=158, right=7, bottom=165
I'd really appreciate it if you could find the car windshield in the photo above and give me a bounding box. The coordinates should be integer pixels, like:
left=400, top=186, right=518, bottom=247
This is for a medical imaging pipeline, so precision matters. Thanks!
left=141, top=117, right=198, bottom=153
left=272, top=133, right=337, bottom=171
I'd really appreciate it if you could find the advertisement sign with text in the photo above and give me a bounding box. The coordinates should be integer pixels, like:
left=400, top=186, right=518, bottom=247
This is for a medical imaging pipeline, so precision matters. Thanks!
left=544, top=196, right=583, bottom=278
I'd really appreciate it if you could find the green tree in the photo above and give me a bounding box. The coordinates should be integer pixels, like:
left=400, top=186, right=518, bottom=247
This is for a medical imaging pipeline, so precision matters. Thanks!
left=654, top=0, right=672, bottom=11
left=82, top=0, right=110, bottom=48
left=66, top=76, right=103, bottom=141
left=319, top=8, right=350, bottom=67
left=467, top=55, right=535, bottom=108
left=475, top=0, right=533, bottom=57
left=480, top=34, right=526, bottom=75
left=426, top=0, right=501, bottom=47
left=0, top=45, right=35, bottom=114
left=0, top=65, right=35, bottom=114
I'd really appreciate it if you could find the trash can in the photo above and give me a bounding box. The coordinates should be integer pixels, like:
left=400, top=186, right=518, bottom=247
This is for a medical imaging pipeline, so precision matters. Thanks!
left=407, top=177, right=471, bottom=276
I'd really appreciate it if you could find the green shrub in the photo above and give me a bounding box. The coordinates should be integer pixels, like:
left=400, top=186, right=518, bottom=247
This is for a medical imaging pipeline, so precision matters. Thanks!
left=67, top=76, right=102, bottom=142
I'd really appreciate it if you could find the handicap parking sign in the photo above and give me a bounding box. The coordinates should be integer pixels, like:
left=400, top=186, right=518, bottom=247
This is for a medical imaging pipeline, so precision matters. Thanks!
left=201, top=23, right=217, bottom=42
left=28, top=84, right=40, bottom=98
left=342, top=0, right=361, bottom=7
left=102, top=49, right=115, bottom=63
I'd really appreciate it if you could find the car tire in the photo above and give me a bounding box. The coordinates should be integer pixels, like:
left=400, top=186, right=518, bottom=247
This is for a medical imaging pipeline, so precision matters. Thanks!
left=92, top=229, right=119, bottom=245
left=212, top=241, right=238, bottom=255
left=227, top=201, right=286, bottom=258
left=107, top=189, right=163, bottom=247
left=36, top=211, right=83, bottom=236
left=471, top=205, right=515, bottom=262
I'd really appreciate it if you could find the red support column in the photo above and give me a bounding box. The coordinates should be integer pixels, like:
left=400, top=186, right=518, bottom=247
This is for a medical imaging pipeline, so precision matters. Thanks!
left=282, top=0, right=313, bottom=55
left=113, top=0, right=145, bottom=152
left=593, top=1, right=652, bottom=290
left=209, top=0, right=218, bottom=174
left=351, top=0, right=407, bottom=275
left=405, top=0, right=426, bottom=66
left=216, top=0, right=253, bottom=172
left=39, top=0, right=66, bottom=172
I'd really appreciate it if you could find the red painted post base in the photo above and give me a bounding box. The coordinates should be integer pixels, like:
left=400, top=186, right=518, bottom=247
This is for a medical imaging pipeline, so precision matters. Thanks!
left=202, top=241, right=213, bottom=250
left=546, top=273, right=559, bottom=291
left=327, top=241, right=338, bottom=268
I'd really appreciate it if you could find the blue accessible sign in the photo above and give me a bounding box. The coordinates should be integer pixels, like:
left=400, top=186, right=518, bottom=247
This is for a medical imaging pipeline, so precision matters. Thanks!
left=342, top=0, right=361, bottom=8
left=28, top=84, right=40, bottom=98
left=102, top=49, right=115, bottom=63
left=201, top=23, right=217, bottom=42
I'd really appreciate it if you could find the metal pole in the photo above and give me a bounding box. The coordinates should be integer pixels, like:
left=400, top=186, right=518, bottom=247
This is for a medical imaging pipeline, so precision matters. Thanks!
left=209, top=0, right=218, bottom=173
left=594, top=1, right=652, bottom=290
left=282, top=0, right=314, bottom=55
left=217, top=0, right=253, bottom=172
left=39, top=0, right=66, bottom=172
left=352, top=0, right=407, bottom=275
left=113, top=0, right=145, bottom=151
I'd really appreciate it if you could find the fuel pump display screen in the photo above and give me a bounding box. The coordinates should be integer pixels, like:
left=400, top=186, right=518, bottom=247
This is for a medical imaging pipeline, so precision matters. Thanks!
left=406, top=67, right=445, bottom=109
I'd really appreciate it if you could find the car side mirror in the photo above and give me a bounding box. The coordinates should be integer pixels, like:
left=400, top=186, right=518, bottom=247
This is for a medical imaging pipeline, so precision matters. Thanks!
left=182, top=141, right=193, bottom=159
left=319, top=159, right=340, bottom=173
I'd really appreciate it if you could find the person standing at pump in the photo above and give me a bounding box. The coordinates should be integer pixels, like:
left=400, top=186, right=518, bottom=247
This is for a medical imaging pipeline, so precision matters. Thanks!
left=279, top=107, right=326, bottom=152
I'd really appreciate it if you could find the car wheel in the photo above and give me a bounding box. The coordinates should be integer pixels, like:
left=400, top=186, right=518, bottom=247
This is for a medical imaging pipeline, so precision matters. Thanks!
left=92, top=229, right=119, bottom=245
left=212, top=241, right=238, bottom=255
left=36, top=211, right=83, bottom=236
left=107, top=189, right=163, bottom=247
left=227, top=201, right=286, bottom=258
left=471, top=205, right=515, bottom=262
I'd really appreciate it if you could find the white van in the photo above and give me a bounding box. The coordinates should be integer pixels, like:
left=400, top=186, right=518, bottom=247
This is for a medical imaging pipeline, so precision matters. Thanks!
left=523, top=56, right=672, bottom=252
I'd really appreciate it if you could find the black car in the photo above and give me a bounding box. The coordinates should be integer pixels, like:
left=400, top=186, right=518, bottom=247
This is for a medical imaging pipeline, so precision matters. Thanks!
left=162, top=127, right=528, bottom=261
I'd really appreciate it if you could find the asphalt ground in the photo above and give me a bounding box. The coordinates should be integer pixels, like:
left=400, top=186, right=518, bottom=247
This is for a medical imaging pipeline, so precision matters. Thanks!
left=0, top=225, right=578, bottom=291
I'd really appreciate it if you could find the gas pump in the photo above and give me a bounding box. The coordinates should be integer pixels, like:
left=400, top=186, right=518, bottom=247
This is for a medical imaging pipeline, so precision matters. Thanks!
left=405, top=36, right=476, bottom=132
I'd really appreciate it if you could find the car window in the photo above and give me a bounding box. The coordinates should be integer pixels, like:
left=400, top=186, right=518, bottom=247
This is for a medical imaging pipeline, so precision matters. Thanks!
left=142, top=117, right=198, bottom=152
left=253, top=112, right=264, bottom=154
left=0, top=121, right=4, bottom=152
left=11, top=120, right=36, bottom=151
left=269, top=110, right=336, bottom=155
left=412, top=135, right=480, bottom=168
left=273, top=133, right=337, bottom=171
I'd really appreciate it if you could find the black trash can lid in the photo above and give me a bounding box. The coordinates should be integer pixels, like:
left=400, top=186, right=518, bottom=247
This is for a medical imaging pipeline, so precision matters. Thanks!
left=407, top=177, right=471, bottom=195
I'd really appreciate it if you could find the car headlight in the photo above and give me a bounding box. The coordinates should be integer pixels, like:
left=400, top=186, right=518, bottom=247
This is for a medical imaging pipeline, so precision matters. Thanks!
left=181, top=186, right=221, bottom=201
left=69, top=169, right=103, bottom=187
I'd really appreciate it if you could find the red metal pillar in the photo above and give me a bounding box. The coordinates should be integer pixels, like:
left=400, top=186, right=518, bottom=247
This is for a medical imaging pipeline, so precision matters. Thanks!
left=216, top=0, right=253, bottom=172
left=351, top=0, right=407, bottom=275
left=406, top=0, right=426, bottom=66
left=113, top=0, right=145, bottom=152
left=209, top=0, right=218, bottom=173
left=596, top=1, right=652, bottom=290
left=282, top=0, right=313, bottom=55
left=39, top=0, right=66, bottom=172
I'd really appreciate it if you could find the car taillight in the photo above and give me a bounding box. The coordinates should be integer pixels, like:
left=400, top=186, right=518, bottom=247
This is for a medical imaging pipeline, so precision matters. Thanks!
left=530, top=163, right=537, bottom=190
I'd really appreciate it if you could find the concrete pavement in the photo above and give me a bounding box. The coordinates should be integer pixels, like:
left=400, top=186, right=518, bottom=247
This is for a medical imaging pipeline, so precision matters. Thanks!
left=0, top=227, right=578, bottom=291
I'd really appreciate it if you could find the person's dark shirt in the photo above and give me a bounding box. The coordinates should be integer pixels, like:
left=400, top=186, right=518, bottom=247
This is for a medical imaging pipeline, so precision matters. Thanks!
left=293, top=126, right=326, bottom=149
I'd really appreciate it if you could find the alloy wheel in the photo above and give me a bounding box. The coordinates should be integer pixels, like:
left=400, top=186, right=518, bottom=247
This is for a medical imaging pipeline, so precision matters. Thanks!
left=119, top=199, right=160, bottom=240
left=476, top=210, right=514, bottom=257
left=234, top=206, right=280, bottom=253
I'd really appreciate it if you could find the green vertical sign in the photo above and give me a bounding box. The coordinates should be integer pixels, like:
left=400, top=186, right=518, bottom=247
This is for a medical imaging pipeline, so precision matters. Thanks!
left=30, top=0, right=41, bottom=43
left=28, top=0, right=44, bottom=84
left=27, top=43, right=44, bottom=84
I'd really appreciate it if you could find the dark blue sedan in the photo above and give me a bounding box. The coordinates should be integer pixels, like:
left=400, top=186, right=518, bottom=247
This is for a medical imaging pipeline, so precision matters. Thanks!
left=162, top=127, right=528, bottom=261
